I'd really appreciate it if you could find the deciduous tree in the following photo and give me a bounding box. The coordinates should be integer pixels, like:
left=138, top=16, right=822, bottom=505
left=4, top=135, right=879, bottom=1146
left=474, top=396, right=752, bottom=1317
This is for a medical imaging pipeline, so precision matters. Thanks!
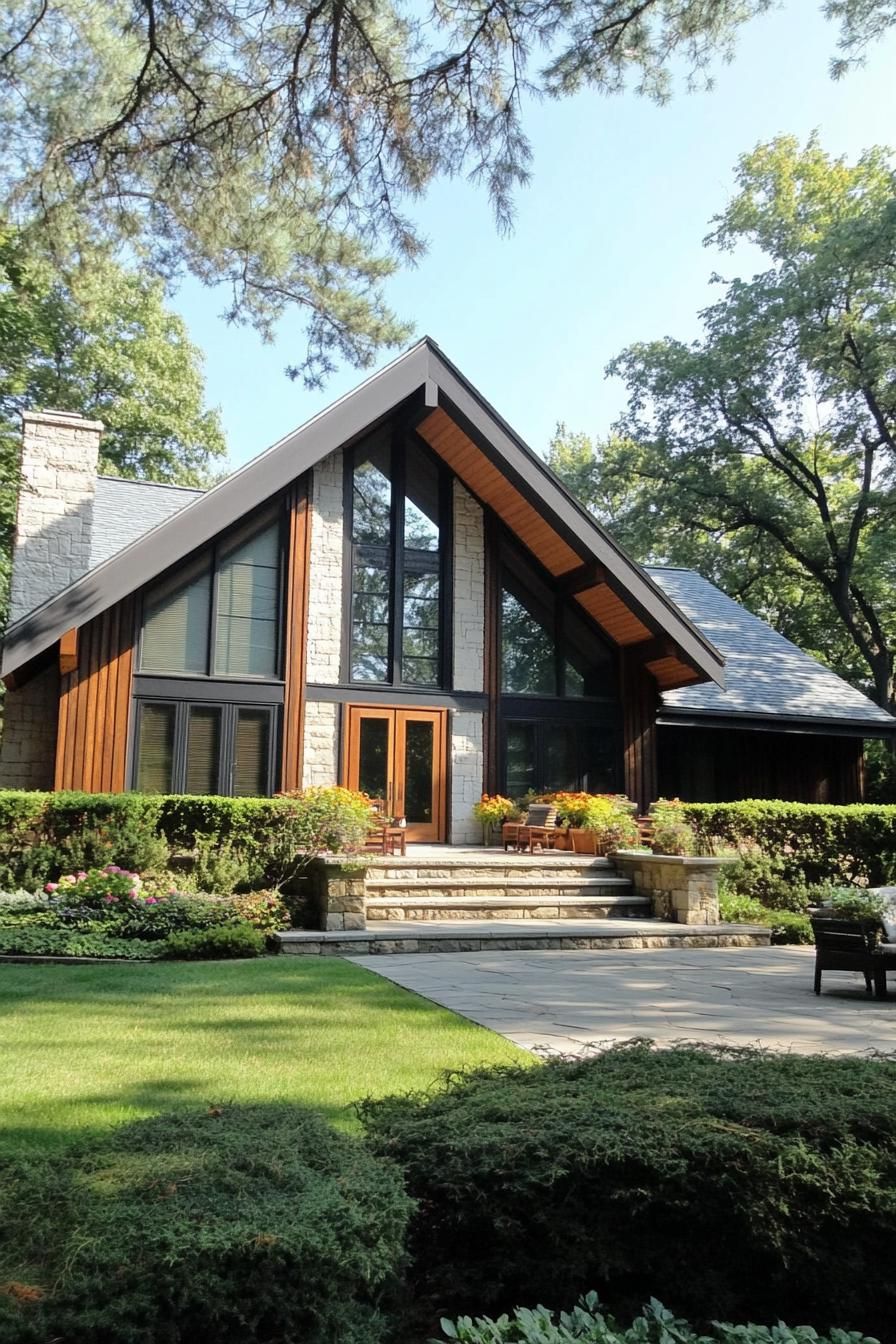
left=549, top=136, right=896, bottom=710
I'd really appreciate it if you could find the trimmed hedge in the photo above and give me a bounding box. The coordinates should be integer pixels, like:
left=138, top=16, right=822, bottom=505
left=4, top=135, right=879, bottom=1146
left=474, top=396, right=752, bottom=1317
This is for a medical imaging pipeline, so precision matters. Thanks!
left=0, top=927, right=163, bottom=959
left=0, top=1104, right=411, bottom=1344
left=0, top=788, right=371, bottom=889
left=361, top=1042, right=896, bottom=1340
left=683, top=801, right=896, bottom=888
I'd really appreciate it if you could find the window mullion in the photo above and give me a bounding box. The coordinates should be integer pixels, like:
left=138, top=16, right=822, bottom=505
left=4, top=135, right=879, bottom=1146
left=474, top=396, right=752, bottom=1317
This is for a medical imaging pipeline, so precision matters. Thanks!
left=392, top=433, right=404, bottom=686
left=208, top=542, right=220, bottom=677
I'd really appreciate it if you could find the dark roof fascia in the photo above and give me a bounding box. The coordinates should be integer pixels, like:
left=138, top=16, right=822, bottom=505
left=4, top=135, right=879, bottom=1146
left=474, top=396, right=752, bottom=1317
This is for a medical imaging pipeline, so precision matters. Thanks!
left=657, top=706, right=896, bottom=740
left=425, top=343, right=725, bottom=688
left=1, top=342, right=434, bottom=676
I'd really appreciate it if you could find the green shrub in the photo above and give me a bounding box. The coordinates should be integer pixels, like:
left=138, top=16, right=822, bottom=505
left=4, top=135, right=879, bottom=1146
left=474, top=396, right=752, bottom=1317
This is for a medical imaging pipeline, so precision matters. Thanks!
left=361, top=1043, right=896, bottom=1340
left=683, top=801, right=896, bottom=889
left=718, top=891, right=812, bottom=944
left=0, top=788, right=374, bottom=891
left=162, top=922, right=265, bottom=959
left=826, top=888, right=888, bottom=921
left=109, top=892, right=236, bottom=940
left=229, top=889, right=291, bottom=934
left=437, top=1293, right=879, bottom=1344
left=188, top=833, right=255, bottom=894
left=0, top=1103, right=411, bottom=1344
left=0, top=927, right=162, bottom=959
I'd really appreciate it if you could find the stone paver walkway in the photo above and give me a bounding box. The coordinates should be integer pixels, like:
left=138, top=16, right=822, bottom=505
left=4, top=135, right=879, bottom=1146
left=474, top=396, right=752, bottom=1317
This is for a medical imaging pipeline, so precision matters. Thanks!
left=349, top=945, right=895, bottom=1055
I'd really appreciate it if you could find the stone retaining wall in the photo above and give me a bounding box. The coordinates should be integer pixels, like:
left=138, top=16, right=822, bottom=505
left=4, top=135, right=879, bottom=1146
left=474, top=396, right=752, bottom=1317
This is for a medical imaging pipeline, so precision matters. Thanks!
left=613, top=851, right=732, bottom=925
left=303, top=857, right=368, bottom=931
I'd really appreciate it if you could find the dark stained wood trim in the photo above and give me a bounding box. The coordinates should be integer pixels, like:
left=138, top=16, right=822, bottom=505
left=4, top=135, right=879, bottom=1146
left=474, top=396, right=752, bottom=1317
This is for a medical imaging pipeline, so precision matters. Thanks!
left=281, top=475, right=312, bottom=790
left=621, top=650, right=658, bottom=812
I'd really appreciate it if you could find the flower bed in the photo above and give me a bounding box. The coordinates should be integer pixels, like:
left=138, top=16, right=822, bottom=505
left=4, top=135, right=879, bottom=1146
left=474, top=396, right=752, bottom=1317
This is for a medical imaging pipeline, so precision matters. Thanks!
left=0, top=865, right=287, bottom=961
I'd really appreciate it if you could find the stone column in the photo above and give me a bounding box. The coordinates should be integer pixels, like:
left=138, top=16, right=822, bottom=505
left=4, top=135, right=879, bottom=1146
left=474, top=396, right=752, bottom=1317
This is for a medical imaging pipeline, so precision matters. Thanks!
left=613, top=852, right=732, bottom=925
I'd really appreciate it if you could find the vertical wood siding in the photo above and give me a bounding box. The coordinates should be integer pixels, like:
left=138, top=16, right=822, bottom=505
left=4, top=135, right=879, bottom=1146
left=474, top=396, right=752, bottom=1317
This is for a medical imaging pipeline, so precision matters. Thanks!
left=281, top=475, right=312, bottom=791
left=622, top=652, right=658, bottom=813
left=55, top=597, right=136, bottom=792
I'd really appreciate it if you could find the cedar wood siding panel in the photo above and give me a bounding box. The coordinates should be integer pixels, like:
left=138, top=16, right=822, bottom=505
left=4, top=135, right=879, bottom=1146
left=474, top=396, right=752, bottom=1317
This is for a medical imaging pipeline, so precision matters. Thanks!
left=281, top=476, right=312, bottom=791
left=55, top=597, right=135, bottom=792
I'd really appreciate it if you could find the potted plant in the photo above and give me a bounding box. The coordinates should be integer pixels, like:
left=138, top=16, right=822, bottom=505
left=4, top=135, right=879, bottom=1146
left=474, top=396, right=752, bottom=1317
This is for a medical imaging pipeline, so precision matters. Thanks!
left=544, top=793, right=639, bottom=855
left=649, top=797, right=698, bottom=856
left=472, top=794, right=520, bottom=847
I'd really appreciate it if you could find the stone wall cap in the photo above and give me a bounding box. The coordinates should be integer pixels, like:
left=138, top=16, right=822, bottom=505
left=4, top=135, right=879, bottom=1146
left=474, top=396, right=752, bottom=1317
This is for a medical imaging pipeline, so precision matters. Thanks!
left=21, top=409, right=105, bottom=433
left=614, top=850, right=736, bottom=867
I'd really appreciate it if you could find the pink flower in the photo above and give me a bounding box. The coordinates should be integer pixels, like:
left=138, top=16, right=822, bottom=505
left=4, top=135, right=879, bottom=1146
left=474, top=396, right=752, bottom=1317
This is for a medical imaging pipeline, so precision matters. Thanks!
left=44, top=882, right=58, bottom=894
left=128, top=889, right=138, bottom=899
left=144, top=896, right=158, bottom=905
left=76, top=871, right=87, bottom=879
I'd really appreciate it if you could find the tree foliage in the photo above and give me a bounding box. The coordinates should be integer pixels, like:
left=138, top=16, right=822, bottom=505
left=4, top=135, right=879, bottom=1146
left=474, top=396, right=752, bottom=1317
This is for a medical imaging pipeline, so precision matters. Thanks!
left=0, top=1, right=893, bottom=382
left=550, top=136, right=896, bottom=709
left=0, top=227, right=226, bottom=610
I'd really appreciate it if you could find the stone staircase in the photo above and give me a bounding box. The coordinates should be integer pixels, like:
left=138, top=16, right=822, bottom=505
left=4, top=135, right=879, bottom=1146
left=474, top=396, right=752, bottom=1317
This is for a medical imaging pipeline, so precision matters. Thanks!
left=364, top=850, right=650, bottom=923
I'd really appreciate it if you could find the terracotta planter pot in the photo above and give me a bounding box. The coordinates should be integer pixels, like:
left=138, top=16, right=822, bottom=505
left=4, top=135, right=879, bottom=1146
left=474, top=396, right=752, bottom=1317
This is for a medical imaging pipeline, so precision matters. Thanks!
left=569, top=828, right=606, bottom=855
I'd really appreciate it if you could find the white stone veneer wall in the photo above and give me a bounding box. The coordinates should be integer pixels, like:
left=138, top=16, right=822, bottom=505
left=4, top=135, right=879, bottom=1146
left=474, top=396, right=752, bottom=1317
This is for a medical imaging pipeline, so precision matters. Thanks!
left=302, top=451, right=344, bottom=782
left=305, top=450, right=344, bottom=683
left=0, top=662, right=59, bottom=789
left=9, top=411, right=103, bottom=623
left=450, top=711, right=484, bottom=844
left=302, top=701, right=341, bottom=787
left=452, top=481, right=485, bottom=692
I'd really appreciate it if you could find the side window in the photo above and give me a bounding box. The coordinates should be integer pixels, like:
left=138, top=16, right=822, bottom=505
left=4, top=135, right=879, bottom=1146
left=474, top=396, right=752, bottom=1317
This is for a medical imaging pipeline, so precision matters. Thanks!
left=133, top=701, right=278, bottom=796
left=139, top=515, right=281, bottom=679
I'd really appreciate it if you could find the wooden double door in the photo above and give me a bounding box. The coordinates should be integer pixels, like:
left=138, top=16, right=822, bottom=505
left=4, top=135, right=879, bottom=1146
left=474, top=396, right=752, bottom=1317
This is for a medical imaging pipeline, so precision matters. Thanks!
left=344, top=705, right=447, bottom=843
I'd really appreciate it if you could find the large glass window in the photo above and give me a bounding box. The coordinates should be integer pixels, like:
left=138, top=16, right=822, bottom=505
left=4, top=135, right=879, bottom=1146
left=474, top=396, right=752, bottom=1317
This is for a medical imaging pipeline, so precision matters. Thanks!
left=134, top=700, right=277, bottom=796
left=500, top=553, right=615, bottom=699
left=502, top=719, right=618, bottom=800
left=139, top=513, right=281, bottom=680
left=348, top=435, right=446, bottom=687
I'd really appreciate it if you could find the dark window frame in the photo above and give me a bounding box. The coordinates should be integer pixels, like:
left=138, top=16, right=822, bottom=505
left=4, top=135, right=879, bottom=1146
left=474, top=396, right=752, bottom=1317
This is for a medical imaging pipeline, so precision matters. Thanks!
left=498, top=535, right=618, bottom=702
left=500, top=713, right=623, bottom=799
left=136, top=500, right=288, bottom=684
left=342, top=428, right=453, bottom=690
left=130, top=697, right=280, bottom=796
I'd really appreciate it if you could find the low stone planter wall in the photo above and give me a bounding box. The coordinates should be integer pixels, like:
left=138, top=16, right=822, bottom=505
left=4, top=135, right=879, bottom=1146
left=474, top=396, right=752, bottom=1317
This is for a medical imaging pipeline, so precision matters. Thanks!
left=303, top=857, right=368, bottom=931
left=613, top=851, right=733, bottom=925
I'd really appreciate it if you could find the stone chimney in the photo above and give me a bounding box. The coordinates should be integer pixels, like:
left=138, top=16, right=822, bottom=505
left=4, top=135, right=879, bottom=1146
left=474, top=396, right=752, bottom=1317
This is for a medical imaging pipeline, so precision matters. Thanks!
left=8, top=410, right=103, bottom=623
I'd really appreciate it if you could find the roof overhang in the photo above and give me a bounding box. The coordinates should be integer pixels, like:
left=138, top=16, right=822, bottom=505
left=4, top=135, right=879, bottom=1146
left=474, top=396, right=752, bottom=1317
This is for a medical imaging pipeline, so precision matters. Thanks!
left=657, top=706, right=896, bottom=739
left=1, top=338, right=725, bottom=691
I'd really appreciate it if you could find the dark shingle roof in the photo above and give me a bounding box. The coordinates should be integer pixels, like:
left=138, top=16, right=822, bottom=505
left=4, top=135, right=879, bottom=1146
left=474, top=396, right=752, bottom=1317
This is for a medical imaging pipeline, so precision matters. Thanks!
left=90, top=477, right=206, bottom=569
left=648, top=567, right=894, bottom=731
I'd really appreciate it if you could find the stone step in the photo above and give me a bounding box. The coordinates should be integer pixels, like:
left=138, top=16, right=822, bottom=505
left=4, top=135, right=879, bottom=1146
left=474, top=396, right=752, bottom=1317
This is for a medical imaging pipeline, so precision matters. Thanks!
left=277, top=920, right=772, bottom=956
left=369, top=856, right=617, bottom=882
left=365, top=876, right=633, bottom=896
left=367, top=893, right=651, bottom=921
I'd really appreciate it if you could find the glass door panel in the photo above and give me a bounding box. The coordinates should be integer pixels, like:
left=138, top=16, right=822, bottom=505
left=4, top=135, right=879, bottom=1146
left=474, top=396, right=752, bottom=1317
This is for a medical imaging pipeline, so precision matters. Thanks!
left=344, top=706, right=445, bottom=842
left=357, top=714, right=392, bottom=805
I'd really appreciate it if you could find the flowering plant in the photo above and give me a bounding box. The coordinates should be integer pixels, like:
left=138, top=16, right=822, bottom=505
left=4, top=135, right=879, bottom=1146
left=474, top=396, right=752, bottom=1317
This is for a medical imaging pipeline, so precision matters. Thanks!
left=539, top=792, right=639, bottom=851
left=472, top=795, right=520, bottom=830
left=44, top=866, right=161, bottom=910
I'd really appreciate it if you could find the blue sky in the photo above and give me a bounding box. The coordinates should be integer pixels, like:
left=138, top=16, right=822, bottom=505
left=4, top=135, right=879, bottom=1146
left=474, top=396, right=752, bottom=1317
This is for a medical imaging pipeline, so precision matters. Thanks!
left=171, top=2, right=896, bottom=472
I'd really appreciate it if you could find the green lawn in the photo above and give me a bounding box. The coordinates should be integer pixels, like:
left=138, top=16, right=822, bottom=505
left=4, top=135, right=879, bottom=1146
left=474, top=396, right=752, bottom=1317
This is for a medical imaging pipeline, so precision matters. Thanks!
left=0, top=958, right=525, bottom=1156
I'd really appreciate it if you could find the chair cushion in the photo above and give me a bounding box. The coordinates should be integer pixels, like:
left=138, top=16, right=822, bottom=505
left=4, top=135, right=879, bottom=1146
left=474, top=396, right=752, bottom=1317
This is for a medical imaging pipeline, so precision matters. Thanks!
left=870, top=887, right=896, bottom=942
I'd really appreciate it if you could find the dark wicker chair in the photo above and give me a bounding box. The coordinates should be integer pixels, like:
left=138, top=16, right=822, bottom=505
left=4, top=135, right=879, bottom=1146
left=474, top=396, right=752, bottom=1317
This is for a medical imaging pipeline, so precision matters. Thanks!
left=810, top=915, right=889, bottom=999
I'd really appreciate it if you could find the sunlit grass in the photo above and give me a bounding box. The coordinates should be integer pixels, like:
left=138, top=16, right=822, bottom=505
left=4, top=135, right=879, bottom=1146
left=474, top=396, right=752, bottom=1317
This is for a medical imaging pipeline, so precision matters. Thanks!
left=0, top=958, right=526, bottom=1154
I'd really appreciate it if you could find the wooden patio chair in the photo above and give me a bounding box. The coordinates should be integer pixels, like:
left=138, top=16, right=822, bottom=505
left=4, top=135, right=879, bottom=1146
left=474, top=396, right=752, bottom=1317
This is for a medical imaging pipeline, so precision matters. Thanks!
left=363, top=799, right=407, bottom=857
left=503, top=804, right=559, bottom=853
left=810, top=916, right=889, bottom=999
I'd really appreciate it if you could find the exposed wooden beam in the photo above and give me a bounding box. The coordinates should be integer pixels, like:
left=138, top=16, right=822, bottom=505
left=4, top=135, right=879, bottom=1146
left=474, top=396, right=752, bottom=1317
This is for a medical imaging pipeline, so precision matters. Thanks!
left=59, top=628, right=79, bottom=676
left=558, top=562, right=606, bottom=597
left=634, top=636, right=679, bottom=665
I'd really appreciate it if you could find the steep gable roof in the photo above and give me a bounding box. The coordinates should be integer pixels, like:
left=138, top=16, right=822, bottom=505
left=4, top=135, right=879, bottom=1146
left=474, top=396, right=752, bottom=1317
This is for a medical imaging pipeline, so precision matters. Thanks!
left=90, top=477, right=205, bottom=569
left=1, top=339, right=724, bottom=690
left=651, top=568, right=894, bottom=735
